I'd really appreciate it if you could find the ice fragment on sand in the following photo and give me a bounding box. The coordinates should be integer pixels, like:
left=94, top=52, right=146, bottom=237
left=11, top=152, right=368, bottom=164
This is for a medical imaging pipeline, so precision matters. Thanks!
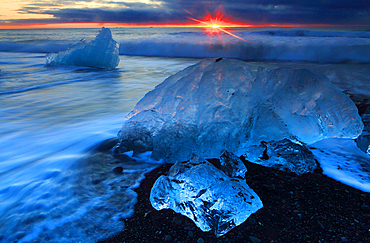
left=45, top=27, right=119, bottom=69
left=220, top=151, right=247, bottom=178
left=357, top=109, right=370, bottom=155
left=245, top=139, right=317, bottom=175
left=150, top=154, right=263, bottom=237
left=117, top=58, right=363, bottom=173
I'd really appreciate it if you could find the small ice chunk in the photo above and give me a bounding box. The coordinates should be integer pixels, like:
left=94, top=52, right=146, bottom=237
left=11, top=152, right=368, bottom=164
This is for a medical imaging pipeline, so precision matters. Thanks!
left=45, top=27, right=119, bottom=69
left=220, top=151, right=247, bottom=178
left=150, top=154, right=263, bottom=237
left=245, top=139, right=317, bottom=175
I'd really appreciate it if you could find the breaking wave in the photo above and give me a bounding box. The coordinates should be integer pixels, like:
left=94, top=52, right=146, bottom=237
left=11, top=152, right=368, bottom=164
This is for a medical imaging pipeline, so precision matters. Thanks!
left=1, top=29, right=370, bottom=63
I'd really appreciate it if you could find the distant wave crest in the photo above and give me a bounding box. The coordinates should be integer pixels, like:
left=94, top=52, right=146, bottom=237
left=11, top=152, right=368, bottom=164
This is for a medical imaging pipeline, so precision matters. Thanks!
left=1, top=29, right=370, bottom=63
left=250, top=29, right=370, bottom=38
left=117, top=33, right=370, bottom=63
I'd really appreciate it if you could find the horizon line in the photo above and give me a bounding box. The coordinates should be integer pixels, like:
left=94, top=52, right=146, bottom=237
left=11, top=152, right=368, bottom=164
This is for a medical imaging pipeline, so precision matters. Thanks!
left=1, top=22, right=367, bottom=30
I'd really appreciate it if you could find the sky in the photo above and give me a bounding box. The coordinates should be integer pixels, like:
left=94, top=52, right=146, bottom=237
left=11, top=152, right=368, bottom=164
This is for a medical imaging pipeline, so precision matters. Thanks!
left=0, top=0, right=369, bottom=28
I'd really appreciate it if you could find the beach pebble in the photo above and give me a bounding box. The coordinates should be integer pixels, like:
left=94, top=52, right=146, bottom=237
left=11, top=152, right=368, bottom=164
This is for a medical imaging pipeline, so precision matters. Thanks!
left=249, top=236, right=261, bottom=243
left=173, top=217, right=182, bottom=225
left=361, top=205, right=369, bottom=212
left=113, top=166, right=123, bottom=174
left=164, top=235, right=172, bottom=243
left=247, top=217, right=256, bottom=225
left=188, top=231, right=194, bottom=237
left=341, top=236, right=348, bottom=242
left=197, top=238, right=205, bottom=243
left=317, top=221, right=325, bottom=229
left=263, top=184, right=275, bottom=192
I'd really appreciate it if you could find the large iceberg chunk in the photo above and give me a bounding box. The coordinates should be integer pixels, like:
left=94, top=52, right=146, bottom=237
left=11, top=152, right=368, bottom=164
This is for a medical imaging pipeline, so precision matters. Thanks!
left=116, top=58, right=363, bottom=172
left=150, top=153, right=262, bottom=237
left=45, top=27, right=119, bottom=69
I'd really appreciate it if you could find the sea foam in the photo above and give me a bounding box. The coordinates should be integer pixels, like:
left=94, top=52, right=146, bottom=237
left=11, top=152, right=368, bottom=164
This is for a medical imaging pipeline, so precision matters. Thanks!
left=310, top=138, right=370, bottom=192
left=0, top=116, right=160, bottom=243
left=116, top=32, right=370, bottom=63
left=1, top=28, right=370, bottom=63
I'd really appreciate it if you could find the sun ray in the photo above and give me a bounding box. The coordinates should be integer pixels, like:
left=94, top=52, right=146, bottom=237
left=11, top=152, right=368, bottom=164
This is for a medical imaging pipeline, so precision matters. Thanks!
left=188, top=16, right=254, bottom=44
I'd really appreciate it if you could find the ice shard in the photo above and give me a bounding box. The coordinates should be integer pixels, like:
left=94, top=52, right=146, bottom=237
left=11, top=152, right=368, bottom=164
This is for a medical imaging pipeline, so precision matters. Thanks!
left=150, top=153, right=263, bottom=237
left=357, top=109, right=370, bottom=155
left=244, top=139, right=317, bottom=175
left=45, top=27, right=120, bottom=69
left=220, top=151, right=247, bottom=178
left=116, top=58, right=363, bottom=173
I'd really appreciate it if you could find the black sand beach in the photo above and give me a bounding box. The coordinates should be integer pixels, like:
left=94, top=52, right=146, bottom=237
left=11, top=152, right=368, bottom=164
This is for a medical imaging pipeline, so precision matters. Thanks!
left=100, top=158, right=369, bottom=243
left=99, top=96, right=370, bottom=243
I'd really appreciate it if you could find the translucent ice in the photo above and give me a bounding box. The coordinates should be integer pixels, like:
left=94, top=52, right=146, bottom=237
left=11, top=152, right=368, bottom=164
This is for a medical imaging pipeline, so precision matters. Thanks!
left=220, top=151, right=247, bottom=178
left=244, top=139, right=317, bottom=175
left=357, top=111, right=370, bottom=155
left=45, top=27, right=119, bottom=69
left=150, top=154, right=263, bottom=237
left=117, top=58, right=363, bottom=172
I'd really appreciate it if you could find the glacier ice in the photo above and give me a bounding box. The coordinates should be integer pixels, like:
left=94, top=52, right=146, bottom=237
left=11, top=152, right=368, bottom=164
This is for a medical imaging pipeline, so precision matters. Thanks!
left=357, top=110, right=370, bottom=155
left=45, top=27, right=120, bottom=69
left=116, top=58, right=363, bottom=173
left=220, top=151, right=247, bottom=178
left=150, top=153, right=263, bottom=237
left=244, top=139, right=317, bottom=175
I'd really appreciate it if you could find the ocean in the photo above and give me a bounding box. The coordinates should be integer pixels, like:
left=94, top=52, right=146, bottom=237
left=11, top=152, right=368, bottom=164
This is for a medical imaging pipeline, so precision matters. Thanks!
left=0, top=27, right=369, bottom=242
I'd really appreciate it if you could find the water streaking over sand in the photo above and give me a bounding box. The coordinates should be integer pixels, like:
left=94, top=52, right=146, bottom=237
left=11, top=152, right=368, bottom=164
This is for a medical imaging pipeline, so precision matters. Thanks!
left=310, top=139, right=370, bottom=193
left=0, top=52, right=197, bottom=242
left=0, top=115, right=154, bottom=243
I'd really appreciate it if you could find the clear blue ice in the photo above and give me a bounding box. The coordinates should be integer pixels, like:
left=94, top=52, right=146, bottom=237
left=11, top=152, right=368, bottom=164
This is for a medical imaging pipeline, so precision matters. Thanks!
left=45, top=27, right=120, bottom=69
left=117, top=58, right=363, bottom=175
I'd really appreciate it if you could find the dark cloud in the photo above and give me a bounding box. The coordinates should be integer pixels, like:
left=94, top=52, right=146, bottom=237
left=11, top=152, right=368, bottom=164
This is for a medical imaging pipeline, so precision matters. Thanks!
left=166, top=0, right=370, bottom=25
left=11, top=0, right=370, bottom=25
left=41, top=8, right=189, bottom=23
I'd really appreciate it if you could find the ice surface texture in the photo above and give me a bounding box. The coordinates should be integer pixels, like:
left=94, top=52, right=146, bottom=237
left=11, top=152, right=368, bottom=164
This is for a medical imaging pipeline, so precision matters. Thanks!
left=150, top=153, right=262, bottom=237
left=220, top=151, right=247, bottom=178
left=357, top=109, right=370, bottom=155
left=45, top=27, right=119, bottom=69
left=245, top=139, right=317, bottom=175
left=117, top=58, right=363, bottom=171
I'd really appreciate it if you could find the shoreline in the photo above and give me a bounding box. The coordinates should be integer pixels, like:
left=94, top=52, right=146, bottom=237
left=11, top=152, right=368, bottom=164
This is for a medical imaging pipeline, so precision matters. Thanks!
left=98, top=93, right=370, bottom=243
left=100, top=158, right=369, bottom=243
